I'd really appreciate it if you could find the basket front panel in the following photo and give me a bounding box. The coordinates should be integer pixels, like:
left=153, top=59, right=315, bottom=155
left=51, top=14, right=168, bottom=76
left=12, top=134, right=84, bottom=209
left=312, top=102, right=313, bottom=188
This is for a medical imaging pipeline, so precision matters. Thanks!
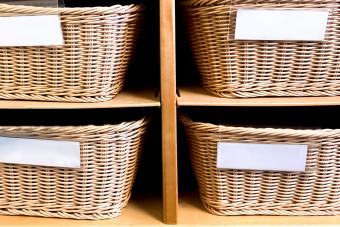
left=183, top=1, right=340, bottom=98
left=0, top=122, right=147, bottom=219
left=185, top=125, right=340, bottom=215
left=0, top=7, right=142, bottom=102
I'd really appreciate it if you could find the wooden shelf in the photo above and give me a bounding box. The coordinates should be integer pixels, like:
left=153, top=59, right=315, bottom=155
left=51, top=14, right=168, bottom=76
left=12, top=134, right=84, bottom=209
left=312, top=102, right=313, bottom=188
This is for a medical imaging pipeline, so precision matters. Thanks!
left=178, top=86, right=340, bottom=107
left=0, top=90, right=160, bottom=109
left=0, top=197, right=163, bottom=226
left=178, top=194, right=340, bottom=225
left=9, top=194, right=339, bottom=226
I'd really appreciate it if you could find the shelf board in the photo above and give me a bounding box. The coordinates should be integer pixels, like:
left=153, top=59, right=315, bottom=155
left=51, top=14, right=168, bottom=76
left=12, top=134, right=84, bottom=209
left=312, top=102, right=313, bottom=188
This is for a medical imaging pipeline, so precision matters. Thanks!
left=0, top=197, right=163, bottom=226
left=178, top=86, right=340, bottom=107
left=178, top=194, right=340, bottom=225
left=0, top=90, right=160, bottom=109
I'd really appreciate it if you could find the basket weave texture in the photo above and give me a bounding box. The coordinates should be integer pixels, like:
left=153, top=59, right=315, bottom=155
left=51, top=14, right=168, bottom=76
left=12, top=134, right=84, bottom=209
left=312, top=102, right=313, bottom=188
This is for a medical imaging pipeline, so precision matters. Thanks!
left=182, top=0, right=340, bottom=98
left=0, top=117, right=149, bottom=220
left=181, top=115, right=340, bottom=215
left=0, top=4, right=143, bottom=102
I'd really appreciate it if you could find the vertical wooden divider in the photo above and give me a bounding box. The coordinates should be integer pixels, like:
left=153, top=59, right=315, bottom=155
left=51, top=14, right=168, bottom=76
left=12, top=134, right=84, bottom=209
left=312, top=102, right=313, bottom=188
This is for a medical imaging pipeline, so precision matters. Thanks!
left=160, top=0, right=178, bottom=224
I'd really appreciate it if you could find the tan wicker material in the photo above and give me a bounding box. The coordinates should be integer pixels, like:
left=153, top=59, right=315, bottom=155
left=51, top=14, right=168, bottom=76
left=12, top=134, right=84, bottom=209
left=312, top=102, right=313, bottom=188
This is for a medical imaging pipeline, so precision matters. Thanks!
left=180, top=115, right=340, bottom=216
left=0, top=4, right=143, bottom=102
left=182, top=0, right=340, bottom=98
left=0, top=117, right=149, bottom=219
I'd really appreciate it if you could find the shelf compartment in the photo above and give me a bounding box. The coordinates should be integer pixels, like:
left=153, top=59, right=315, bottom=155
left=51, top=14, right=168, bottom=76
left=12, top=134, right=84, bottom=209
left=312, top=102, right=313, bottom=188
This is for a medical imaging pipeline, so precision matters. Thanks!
left=0, top=89, right=160, bottom=109
left=178, top=86, right=340, bottom=107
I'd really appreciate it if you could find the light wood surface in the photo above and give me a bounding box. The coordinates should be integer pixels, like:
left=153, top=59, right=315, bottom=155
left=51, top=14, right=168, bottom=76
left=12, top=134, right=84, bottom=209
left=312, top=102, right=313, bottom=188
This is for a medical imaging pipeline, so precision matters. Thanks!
left=0, top=197, right=163, bottom=226
left=0, top=90, right=160, bottom=109
left=2, top=195, right=339, bottom=226
left=160, top=0, right=178, bottom=224
left=179, top=194, right=340, bottom=225
left=178, top=86, right=340, bottom=107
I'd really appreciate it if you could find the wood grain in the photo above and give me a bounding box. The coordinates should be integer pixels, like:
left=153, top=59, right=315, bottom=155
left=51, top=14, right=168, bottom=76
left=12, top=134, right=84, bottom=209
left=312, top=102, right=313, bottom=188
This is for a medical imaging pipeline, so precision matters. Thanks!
left=160, top=0, right=178, bottom=224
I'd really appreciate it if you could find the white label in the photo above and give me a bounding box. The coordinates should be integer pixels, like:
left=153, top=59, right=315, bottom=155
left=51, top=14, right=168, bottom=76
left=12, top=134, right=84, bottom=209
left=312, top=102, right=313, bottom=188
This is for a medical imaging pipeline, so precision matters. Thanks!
left=217, top=142, right=308, bottom=172
left=235, top=8, right=329, bottom=41
left=0, top=15, right=63, bottom=47
left=0, top=136, right=80, bottom=168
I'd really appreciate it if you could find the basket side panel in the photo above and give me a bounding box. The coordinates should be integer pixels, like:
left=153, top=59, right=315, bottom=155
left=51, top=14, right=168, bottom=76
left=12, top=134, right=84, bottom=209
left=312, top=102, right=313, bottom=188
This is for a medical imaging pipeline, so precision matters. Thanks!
left=0, top=121, right=148, bottom=219
left=183, top=123, right=340, bottom=215
left=182, top=1, right=340, bottom=98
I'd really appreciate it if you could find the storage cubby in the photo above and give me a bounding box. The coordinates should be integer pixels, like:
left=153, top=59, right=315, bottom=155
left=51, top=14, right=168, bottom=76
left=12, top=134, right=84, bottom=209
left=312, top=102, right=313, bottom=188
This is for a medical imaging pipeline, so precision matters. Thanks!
left=176, top=106, right=340, bottom=224
left=174, top=0, right=340, bottom=223
left=0, top=0, right=164, bottom=225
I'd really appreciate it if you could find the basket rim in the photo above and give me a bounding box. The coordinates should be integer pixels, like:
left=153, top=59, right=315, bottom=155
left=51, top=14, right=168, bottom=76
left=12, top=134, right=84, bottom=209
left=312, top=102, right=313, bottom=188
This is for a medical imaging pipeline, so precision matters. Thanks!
left=181, top=0, right=338, bottom=7
left=0, top=3, right=144, bottom=14
left=0, top=116, right=149, bottom=132
left=179, top=114, right=340, bottom=137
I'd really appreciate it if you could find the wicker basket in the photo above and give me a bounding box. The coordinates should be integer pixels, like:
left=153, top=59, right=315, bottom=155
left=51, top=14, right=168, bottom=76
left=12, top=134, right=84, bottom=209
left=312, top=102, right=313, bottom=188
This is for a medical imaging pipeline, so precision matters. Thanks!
left=182, top=0, right=340, bottom=98
left=0, top=3, right=143, bottom=102
left=180, top=115, right=340, bottom=215
left=0, top=117, right=149, bottom=220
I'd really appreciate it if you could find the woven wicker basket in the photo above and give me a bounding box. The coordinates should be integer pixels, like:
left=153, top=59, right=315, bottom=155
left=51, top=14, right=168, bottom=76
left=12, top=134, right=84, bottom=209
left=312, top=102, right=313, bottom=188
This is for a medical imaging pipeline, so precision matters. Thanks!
left=180, top=115, right=340, bottom=215
left=0, top=3, right=143, bottom=102
left=0, top=117, right=149, bottom=220
left=182, top=0, right=340, bottom=98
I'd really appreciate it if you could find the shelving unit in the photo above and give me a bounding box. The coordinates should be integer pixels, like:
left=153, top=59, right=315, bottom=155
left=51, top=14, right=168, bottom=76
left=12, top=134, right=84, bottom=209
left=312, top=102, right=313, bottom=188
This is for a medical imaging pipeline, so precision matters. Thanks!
left=0, top=0, right=339, bottom=225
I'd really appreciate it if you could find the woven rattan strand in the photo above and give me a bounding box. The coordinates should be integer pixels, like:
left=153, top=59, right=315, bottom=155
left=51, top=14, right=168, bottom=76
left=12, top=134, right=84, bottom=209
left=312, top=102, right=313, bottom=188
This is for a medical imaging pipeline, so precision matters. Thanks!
left=0, top=4, right=143, bottom=102
left=0, top=117, right=149, bottom=219
left=180, top=115, right=340, bottom=216
left=182, top=0, right=340, bottom=98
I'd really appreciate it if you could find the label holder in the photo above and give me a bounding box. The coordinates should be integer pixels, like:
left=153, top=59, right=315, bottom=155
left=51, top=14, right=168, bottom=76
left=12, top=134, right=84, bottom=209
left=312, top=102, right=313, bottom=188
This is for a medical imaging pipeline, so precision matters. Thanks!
left=0, top=136, right=81, bottom=169
left=216, top=141, right=309, bottom=172
left=234, top=8, right=330, bottom=41
left=0, top=0, right=64, bottom=47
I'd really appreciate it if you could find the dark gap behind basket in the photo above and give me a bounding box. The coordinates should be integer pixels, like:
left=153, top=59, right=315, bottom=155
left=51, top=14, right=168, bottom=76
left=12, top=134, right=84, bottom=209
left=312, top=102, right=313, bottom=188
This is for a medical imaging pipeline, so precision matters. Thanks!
left=123, top=0, right=160, bottom=90
left=180, top=106, right=340, bottom=130
left=176, top=0, right=200, bottom=87
left=0, top=108, right=155, bottom=126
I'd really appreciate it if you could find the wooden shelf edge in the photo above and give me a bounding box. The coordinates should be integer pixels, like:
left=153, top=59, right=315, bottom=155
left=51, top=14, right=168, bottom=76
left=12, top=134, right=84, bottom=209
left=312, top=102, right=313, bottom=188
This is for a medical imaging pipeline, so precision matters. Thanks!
left=177, top=86, right=340, bottom=107
left=178, top=194, right=340, bottom=225
left=0, top=90, right=160, bottom=109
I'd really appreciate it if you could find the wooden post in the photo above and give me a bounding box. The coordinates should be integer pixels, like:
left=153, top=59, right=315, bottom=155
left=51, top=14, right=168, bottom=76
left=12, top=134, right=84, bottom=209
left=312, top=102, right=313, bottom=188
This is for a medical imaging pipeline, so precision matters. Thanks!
left=160, top=0, right=178, bottom=224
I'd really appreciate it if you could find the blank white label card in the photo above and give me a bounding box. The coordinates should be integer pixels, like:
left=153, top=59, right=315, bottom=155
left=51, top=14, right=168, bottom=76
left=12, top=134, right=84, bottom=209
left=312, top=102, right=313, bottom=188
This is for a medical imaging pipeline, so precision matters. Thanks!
left=0, top=136, right=80, bottom=168
left=0, top=15, right=63, bottom=46
left=217, top=142, right=308, bottom=172
left=235, top=8, right=329, bottom=41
